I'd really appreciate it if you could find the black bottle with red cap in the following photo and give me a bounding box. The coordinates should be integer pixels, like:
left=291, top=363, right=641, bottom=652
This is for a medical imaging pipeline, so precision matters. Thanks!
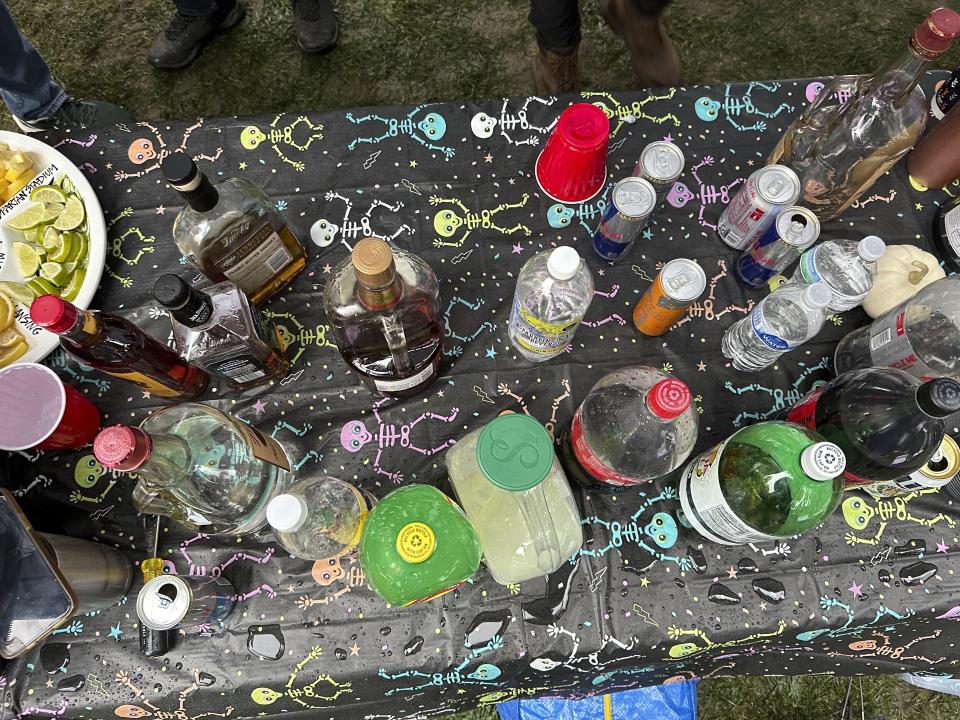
left=30, top=294, right=208, bottom=400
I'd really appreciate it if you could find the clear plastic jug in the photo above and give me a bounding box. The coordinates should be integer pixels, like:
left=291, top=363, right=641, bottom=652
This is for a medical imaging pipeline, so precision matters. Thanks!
left=446, top=413, right=583, bottom=584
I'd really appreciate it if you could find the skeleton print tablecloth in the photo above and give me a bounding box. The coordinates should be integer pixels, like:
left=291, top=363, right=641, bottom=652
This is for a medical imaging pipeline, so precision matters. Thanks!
left=3, top=74, right=960, bottom=720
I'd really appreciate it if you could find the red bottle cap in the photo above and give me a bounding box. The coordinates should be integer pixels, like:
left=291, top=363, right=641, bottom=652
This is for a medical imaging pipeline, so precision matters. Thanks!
left=647, top=378, right=692, bottom=420
left=913, top=7, right=960, bottom=56
left=94, top=425, right=152, bottom=471
left=30, top=294, right=79, bottom=333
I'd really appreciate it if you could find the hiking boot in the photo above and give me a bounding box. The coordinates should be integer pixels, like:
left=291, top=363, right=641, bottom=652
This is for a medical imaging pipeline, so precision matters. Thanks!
left=14, top=98, right=135, bottom=133
left=292, top=0, right=338, bottom=53
left=148, top=0, right=246, bottom=70
left=532, top=45, right=580, bottom=95
left=599, top=0, right=681, bottom=87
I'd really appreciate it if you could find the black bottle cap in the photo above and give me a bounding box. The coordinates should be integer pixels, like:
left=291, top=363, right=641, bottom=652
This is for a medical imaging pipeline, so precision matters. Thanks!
left=161, top=153, right=198, bottom=187
left=917, top=378, right=960, bottom=417
left=153, top=274, right=213, bottom=327
left=161, top=153, right=218, bottom=212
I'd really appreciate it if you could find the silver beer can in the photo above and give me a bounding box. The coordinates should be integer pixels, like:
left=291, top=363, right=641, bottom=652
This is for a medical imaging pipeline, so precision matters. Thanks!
left=717, top=164, right=801, bottom=250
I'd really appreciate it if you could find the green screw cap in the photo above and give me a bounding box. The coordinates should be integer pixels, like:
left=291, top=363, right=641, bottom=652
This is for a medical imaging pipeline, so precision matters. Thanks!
left=476, top=413, right=555, bottom=491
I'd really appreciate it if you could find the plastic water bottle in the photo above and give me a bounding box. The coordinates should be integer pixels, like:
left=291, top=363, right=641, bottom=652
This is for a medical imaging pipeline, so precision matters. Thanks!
left=787, top=235, right=886, bottom=313
left=266, top=476, right=374, bottom=560
left=508, top=246, right=594, bottom=362
left=722, top=282, right=832, bottom=372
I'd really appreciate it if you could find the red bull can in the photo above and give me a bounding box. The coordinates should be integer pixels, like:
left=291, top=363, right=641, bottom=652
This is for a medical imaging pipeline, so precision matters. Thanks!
left=735, top=206, right=820, bottom=289
left=717, top=165, right=801, bottom=250
left=634, top=141, right=684, bottom=205
left=592, top=177, right=656, bottom=262
left=137, top=574, right=236, bottom=631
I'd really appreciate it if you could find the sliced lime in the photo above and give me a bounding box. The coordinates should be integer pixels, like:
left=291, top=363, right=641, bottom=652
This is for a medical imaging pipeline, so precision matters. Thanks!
left=29, top=184, right=68, bottom=205
left=41, top=226, right=61, bottom=250
left=40, top=202, right=65, bottom=223
left=62, top=230, right=87, bottom=264
left=13, top=241, right=40, bottom=276
left=25, top=276, right=59, bottom=297
left=48, top=232, right=72, bottom=263
left=0, top=281, right=36, bottom=305
left=58, top=175, right=75, bottom=194
left=60, top=266, right=86, bottom=302
left=52, top=195, right=84, bottom=231
left=40, top=261, right=70, bottom=286
left=6, top=203, right=46, bottom=231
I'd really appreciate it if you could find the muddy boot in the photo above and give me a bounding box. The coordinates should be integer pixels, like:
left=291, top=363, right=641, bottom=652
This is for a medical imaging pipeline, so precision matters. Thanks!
left=599, top=0, right=681, bottom=87
left=532, top=45, right=581, bottom=95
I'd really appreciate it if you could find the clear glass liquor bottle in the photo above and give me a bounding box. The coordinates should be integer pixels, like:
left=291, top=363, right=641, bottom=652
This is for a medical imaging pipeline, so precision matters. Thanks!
left=322, top=237, right=443, bottom=398
left=162, top=153, right=306, bottom=306
left=769, top=8, right=960, bottom=220
left=153, top=274, right=288, bottom=391
left=93, top=403, right=292, bottom=536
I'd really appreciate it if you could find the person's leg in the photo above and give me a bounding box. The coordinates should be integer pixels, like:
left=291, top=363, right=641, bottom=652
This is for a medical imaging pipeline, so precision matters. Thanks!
left=290, top=0, right=338, bottom=54
left=0, top=0, right=133, bottom=132
left=149, top=0, right=246, bottom=70
left=529, top=0, right=581, bottom=94
left=0, top=0, right=66, bottom=122
left=600, top=0, right=680, bottom=87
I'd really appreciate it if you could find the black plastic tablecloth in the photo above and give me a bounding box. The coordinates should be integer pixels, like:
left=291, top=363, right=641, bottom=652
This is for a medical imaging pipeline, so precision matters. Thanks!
left=4, top=75, right=960, bottom=720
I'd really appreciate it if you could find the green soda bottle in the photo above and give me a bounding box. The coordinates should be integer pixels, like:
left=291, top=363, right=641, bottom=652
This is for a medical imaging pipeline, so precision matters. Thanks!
left=359, top=484, right=481, bottom=606
left=678, top=421, right=846, bottom=545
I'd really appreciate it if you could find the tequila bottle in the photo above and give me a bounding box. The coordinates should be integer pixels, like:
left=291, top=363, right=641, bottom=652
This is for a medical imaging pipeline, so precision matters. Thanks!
left=93, top=403, right=292, bottom=535
left=770, top=8, right=960, bottom=220
left=162, top=153, right=306, bottom=305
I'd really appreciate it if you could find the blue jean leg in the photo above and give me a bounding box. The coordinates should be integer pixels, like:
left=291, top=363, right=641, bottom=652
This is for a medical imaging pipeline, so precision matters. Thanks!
left=0, top=0, right=66, bottom=121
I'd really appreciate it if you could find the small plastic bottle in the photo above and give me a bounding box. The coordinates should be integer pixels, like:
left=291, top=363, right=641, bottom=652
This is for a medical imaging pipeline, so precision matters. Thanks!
left=508, top=246, right=594, bottom=362
left=721, top=282, right=832, bottom=372
left=788, top=235, right=886, bottom=313
left=266, top=476, right=374, bottom=560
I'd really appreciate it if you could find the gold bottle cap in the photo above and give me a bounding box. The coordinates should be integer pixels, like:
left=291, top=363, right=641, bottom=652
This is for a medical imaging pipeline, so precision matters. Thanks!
left=352, top=237, right=396, bottom=288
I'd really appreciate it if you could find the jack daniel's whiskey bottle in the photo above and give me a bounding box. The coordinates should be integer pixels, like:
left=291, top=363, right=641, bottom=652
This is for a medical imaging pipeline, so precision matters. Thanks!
left=162, top=153, right=306, bottom=305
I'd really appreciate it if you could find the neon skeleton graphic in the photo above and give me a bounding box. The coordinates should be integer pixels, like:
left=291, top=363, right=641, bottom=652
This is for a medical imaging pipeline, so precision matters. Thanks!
left=430, top=193, right=531, bottom=249
left=104, top=208, right=155, bottom=288
left=796, top=597, right=912, bottom=642
left=724, top=356, right=830, bottom=426
left=842, top=492, right=957, bottom=546
left=694, top=82, right=793, bottom=132
left=346, top=105, right=454, bottom=157
left=114, top=670, right=232, bottom=720
left=115, top=120, right=221, bottom=182
left=583, top=89, right=680, bottom=135
left=311, top=191, right=413, bottom=251
left=251, top=646, right=352, bottom=709
left=667, top=155, right=744, bottom=231
left=240, top=114, right=324, bottom=171
left=340, top=398, right=459, bottom=483
left=377, top=636, right=504, bottom=696
left=666, top=619, right=788, bottom=658
left=442, top=296, right=495, bottom=357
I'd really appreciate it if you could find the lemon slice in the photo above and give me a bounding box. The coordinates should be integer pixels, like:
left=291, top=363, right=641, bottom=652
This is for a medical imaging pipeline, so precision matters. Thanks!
left=29, top=184, right=68, bottom=205
left=61, top=266, right=86, bottom=302
left=0, top=281, right=36, bottom=306
left=52, top=195, right=84, bottom=231
left=0, top=291, right=13, bottom=327
left=0, top=339, right=27, bottom=367
left=13, top=241, right=40, bottom=276
left=40, top=261, right=70, bottom=286
left=6, top=203, right=46, bottom=231
left=25, top=276, right=59, bottom=297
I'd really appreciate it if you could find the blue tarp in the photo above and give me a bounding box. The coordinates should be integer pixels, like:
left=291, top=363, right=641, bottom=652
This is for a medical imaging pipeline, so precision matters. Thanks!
left=496, top=680, right=698, bottom=720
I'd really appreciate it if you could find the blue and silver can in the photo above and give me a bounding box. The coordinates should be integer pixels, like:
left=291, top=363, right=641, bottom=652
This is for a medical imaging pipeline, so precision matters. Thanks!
left=735, top=206, right=820, bottom=289
left=592, top=177, right=656, bottom=262
left=137, top=574, right=236, bottom=631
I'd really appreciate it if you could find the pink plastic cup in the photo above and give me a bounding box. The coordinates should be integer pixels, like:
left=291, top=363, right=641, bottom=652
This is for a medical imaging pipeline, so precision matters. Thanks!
left=535, top=103, right=610, bottom=204
left=0, top=363, right=101, bottom=451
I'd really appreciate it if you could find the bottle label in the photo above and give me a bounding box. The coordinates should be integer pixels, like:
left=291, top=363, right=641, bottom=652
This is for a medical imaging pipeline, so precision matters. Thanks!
left=569, top=409, right=640, bottom=487
left=109, top=370, right=187, bottom=398
left=234, top=421, right=291, bottom=471
left=945, top=205, right=960, bottom=258
left=214, top=222, right=293, bottom=294
left=798, top=248, right=823, bottom=284
left=750, top=304, right=790, bottom=350
left=396, top=522, right=436, bottom=563
left=868, top=310, right=938, bottom=380
left=785, top=385, right=823, bottom=429
left=373, top=362, right=437, bottom=393
left=508, top=297, right=580, bottom=355
left=678, top=439, right=778, bottom=545
left=208, top=353, right=268, bottom=385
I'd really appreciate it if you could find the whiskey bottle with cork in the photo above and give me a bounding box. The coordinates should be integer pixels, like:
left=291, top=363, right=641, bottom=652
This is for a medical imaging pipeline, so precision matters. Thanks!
left=322, top=237, right=443, bottom=398
left=162, top=153, right=306, bottom=306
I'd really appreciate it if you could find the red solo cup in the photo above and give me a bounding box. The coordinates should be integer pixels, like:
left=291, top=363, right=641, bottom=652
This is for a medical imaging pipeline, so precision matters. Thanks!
left=0, top=363, right=101, bottom=451
left=535, top=103, right=610, bottom=204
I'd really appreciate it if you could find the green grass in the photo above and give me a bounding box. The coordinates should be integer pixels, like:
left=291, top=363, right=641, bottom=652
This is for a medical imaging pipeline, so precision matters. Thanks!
left=6, top=0, right=960, bottom=717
